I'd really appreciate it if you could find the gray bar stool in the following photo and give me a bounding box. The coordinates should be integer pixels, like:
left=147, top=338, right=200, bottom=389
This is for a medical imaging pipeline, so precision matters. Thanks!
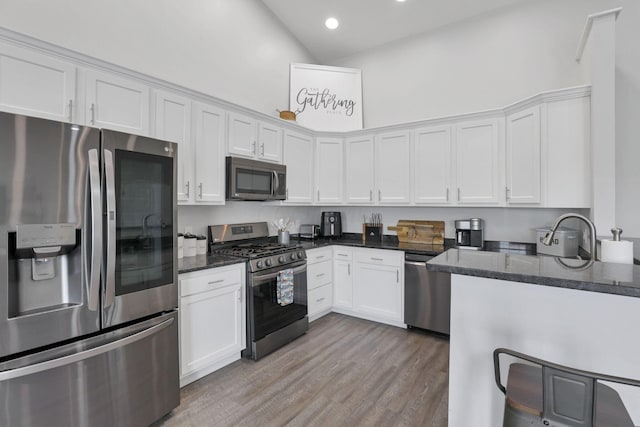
left=493, top=348, right=640, bottom=427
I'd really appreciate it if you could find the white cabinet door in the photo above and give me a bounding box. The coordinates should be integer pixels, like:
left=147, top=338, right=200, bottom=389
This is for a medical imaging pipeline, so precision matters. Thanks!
left=333, top=258, right=353, bottom=310
left=315, top=137, right=343, bottom=204
left=353, top=259, right=403, bottom=324
left=455, top=118, right=501, bottom=204
left=413, top=125, right=453, bottom=204
left=542, top=96, right=591, bottom=208
left=193, top=102, right=225, bottom=203
left=179, top=265, right=245, bottom=387
left=506, top=106, right=541, bottom=204
left=155, top=90, right=192, bottom=203
left=283, top=130, right=314, bottom=204
left=375, top=131, right=411, bottom=204
left=227, top=111, right=256, bottom=158
left=0, top=42, right=76, bottom=122
left=345, top=135, right=375, bottom=204
left=84, top=69, right=150, bottom=135
left=257, top=121, right=282, bottom=163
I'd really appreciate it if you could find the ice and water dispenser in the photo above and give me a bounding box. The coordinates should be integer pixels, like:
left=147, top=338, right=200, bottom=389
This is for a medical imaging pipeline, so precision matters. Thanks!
left=8, top=223, right=81, bottom=318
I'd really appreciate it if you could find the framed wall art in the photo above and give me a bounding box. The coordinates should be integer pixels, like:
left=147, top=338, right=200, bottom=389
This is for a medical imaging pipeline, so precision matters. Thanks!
left=289, top=63, right=363, bottom=131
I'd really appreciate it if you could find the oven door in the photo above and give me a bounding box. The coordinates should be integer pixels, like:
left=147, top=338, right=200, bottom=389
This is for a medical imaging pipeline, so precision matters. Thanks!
left=248, top=261, right=307, bottom=342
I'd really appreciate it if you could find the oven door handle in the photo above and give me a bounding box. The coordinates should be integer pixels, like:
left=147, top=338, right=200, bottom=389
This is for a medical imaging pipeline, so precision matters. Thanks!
left=251, top=263, right=307, bottom=284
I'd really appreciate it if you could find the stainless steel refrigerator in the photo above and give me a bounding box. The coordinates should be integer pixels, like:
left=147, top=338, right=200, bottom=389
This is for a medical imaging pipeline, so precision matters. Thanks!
left=0, top=112, right=179, bottom=426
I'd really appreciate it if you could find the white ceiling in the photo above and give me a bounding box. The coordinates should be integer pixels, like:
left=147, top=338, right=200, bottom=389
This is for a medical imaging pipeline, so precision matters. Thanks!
left=261, top=0, right=531, bottom=63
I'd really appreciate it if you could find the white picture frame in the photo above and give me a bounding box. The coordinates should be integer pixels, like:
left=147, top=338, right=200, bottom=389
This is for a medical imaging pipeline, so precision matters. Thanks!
left=289, top=63, right=363, bottom=131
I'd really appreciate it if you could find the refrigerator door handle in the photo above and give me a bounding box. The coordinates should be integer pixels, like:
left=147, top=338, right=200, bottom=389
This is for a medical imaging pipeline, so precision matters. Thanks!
left=103, top=149, right=116, bottom=307
left=86, top=149, right=102, bottom=311
left=0, top=317, right=174, bottom=382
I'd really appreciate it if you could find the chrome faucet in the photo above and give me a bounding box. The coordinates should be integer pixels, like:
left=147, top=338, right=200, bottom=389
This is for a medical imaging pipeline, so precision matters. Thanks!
left=543, top=213, right=597, bottom=260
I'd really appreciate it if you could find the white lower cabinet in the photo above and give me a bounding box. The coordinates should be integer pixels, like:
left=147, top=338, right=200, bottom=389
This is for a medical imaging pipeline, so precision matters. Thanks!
left=352, top=248, right=404, bottom=327
left=178, top=263, right=246, bottom=387
left=332, top=247, right=353, bottom=310
left=306, top=247, right=333, bottom=322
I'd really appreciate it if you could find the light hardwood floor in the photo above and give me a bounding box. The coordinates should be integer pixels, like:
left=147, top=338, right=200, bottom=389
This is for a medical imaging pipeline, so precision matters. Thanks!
left=155, top=313, right=449, bottom=427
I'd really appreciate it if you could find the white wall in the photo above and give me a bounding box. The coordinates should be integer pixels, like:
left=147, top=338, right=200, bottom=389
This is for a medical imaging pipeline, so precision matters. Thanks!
left=332, top=0, right=640, bottom=237
left=0, top=0, right=315, bottom=116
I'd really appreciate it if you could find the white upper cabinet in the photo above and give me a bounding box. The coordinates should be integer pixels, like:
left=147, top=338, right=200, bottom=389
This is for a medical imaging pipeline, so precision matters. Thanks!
left=506, top=106, right=541, bottom=204
left=315, top=137, right=343, bottom=204
left=454, top=118, right=502, bottom=204
left=0, top=42, right=76, bottom=122
left=193, top=102, right=225, bottom=203
left=155, top=90, right=192, bottom=203
left=283, top=130, right=314, bottom=204
left=542, top=96, right=591, bottom=208
left=84, top=69, right=150, bottom=135
left=413, top=125, right=453, bottom=204
left=345, top=135, right=375, bottom=204
left=375, top=131, right=411, bottom=204
left=227, top=111, right=282, bottom=163
left=257, top=121, right=283, bottom=163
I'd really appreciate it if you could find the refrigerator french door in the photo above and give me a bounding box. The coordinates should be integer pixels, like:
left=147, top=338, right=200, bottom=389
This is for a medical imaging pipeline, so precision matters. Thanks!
left=0, top=112, right=179, bottom=426
left=101, top=129, right=177, bottom=327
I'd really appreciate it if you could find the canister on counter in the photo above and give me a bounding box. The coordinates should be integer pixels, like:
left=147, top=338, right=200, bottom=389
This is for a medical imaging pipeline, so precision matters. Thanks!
left=177, top=233, right=184, bottom=259
left=183, top=233, right=197, bottom=257
left=196, top=235, right=207, bottom=255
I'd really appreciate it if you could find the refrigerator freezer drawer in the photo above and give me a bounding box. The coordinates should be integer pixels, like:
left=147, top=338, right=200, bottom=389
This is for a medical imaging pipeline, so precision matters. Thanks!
left=0, top=311, right=179, bottom=427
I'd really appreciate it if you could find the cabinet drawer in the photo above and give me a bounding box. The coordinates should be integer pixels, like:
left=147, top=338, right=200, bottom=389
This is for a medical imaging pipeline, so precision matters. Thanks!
left=307, top=260, right=332, bottom=289
left=308, top=283, right=333, bottom=315
left=333, top=246, right=353, bottom=260
left=355, top=248, right=403, bottom=266
left=306, top=247, right=333, bottom=264
left=180, top=266, right=244, bottom=297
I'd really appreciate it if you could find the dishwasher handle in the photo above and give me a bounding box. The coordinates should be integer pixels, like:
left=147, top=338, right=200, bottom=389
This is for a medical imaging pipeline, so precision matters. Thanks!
left=404, top=253, right=434, bottom=264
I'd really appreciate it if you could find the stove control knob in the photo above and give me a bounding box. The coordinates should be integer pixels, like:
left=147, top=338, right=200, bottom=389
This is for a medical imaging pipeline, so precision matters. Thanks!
left=290, top=253, right=297, bottom=260
left=256, top=260, right=264, bottom=269
left=278, top=255, right=286, bottom=264
left=265, top=259, right=272, bottom=267
left=297, top=251, right=304, bottom=259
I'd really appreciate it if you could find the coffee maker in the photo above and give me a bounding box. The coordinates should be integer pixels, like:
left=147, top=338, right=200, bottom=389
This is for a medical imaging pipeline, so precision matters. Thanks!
left=454, top=218, right=484, bottom=250
left=320, top=212, right=342, bottom=238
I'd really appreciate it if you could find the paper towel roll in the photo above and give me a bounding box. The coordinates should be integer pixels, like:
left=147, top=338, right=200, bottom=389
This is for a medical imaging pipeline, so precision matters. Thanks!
left=600, top=239, right=634, bottom=264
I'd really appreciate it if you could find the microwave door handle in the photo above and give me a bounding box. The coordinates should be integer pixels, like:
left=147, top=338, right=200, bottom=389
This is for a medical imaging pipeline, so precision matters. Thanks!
left=86, top=149, right=102, bottom=311
left=103, top=149, right=116, bottom=308
left=272, top=171, right=278, bottom=197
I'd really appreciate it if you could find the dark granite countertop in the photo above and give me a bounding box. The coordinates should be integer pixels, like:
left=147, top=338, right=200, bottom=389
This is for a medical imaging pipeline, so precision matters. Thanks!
left=427, top=248, right=640, bottom=298
left=293, top=233, right=449, bottom=256
left=178, top=254, right=246, bottom=274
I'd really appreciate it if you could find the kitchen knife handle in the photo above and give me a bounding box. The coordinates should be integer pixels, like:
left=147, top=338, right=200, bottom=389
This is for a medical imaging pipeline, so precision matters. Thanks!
left=104, top=149, right=116, bottom=308
left=86, top=149, right=102, bottom=311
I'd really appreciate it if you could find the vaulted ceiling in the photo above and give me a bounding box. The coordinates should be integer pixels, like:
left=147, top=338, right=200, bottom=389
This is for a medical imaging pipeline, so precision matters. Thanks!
left=261, top=0, right=532, bottom=63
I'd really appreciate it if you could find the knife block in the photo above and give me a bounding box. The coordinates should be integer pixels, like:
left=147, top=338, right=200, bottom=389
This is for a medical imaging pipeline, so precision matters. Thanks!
left=363, top=224, right=383, bottom=245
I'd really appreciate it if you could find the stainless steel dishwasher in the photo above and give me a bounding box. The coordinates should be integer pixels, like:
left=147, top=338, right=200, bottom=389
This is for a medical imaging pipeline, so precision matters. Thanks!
left=404, top=252, right=451, bottom=335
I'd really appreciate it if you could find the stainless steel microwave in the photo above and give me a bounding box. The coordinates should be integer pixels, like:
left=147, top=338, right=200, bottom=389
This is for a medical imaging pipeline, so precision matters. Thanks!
left=226, top=156, right=287, bottom=201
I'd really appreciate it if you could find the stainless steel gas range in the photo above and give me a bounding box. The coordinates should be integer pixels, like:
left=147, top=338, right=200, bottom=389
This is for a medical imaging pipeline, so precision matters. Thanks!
left=208, top=222, right=308, bottom=360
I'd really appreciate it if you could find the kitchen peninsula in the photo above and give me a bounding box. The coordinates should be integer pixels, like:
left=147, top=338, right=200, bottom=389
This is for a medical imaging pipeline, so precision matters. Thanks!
left=428, top=249, right=640, bottom=426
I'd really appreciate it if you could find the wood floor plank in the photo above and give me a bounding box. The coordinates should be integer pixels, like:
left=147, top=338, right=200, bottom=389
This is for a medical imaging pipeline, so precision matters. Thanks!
left=154, top=313, right=449, bottom=427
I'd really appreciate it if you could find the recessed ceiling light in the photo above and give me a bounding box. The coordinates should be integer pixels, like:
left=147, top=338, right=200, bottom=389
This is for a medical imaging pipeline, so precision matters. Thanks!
left=396, top=0, right=407, bottom=2
left=325, top=17, right=339, bottom=30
